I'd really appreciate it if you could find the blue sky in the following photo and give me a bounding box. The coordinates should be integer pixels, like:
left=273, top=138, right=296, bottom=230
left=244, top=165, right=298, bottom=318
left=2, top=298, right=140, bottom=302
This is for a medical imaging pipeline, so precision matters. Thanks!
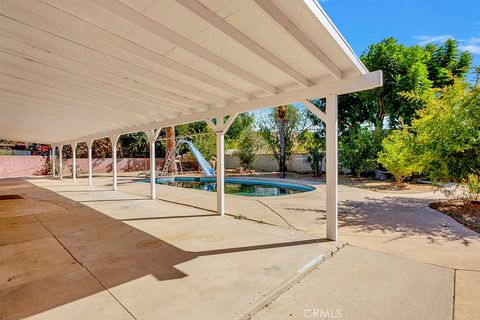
left=320, top=0, right=480, bottom=77
left=254, top=0, right=479, bottom=118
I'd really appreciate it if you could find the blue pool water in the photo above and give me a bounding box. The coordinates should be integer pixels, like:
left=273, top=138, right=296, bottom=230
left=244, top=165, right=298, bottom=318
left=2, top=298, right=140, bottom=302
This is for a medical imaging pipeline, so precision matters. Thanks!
left=151, top=177, right=315, bottom=197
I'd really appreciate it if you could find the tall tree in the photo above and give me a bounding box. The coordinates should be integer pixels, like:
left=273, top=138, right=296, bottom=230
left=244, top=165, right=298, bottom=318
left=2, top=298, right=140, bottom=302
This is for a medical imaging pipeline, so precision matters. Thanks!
left=425, top=39, right=473, bottom=88
left=165, top=126, right=176, bottom=172
left=259, top=105, right=306, bottom=178
left=277, top=105, right=286, bottom=178
left=359, top=37, right=433, bottom=128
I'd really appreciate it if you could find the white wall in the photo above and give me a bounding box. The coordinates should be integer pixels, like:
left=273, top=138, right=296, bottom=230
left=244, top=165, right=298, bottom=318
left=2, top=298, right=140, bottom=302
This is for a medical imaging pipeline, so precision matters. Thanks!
left=225, top=153, right=325, bottom=173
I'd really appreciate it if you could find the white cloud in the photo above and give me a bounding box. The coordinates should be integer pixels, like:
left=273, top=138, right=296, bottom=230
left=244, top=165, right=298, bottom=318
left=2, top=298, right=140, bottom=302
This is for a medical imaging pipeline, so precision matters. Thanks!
left=459, top=38, right=480, bottom=55
left=467, top=37, right=480, bottom=44
left=414, top=35, right=453, bottom=45
left=414, top=35, right=480, bottom=55
left=459, top=44, right=480, bottom=54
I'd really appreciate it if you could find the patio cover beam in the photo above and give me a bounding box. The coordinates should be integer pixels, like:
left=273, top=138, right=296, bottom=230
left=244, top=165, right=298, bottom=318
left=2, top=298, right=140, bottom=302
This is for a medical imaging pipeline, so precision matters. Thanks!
left=92, top=0, right=278, bottom=95
left=0, top=0, right=252, bottom=101
left=176, top=0, right=312, bottom=88
left=254, top=0, right=344, bottom=79
left=57, top=71, right=382, bottom=146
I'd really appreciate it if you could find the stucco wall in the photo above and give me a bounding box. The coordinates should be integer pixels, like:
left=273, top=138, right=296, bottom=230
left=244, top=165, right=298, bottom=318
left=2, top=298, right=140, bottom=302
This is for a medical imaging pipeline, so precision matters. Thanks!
left=225, top=153, right=325, bottom=173
left=60, top=158, right=164, bottom=176
left=0, top=156, right=49, bottom=177
left=0, top=157, right=200, bottom=177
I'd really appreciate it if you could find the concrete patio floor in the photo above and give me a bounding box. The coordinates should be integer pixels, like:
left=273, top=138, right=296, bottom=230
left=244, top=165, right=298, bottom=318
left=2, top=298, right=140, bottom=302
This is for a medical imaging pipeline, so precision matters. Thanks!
left=0, top=178, right=342, bottom=320
left=1, top=176, right=478, bottom=319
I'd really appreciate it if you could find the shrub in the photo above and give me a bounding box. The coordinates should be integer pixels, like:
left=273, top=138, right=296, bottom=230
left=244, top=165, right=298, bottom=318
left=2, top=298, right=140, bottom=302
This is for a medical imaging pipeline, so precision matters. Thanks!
left=236, top=131, right=257, bottom=169
left=299, top=131, right=325, bottom=177
left=378, top=128, right=421, bottom=186
left=466, top=173, right=480, bottom=202
left=339, top=125, right=379, bottom=178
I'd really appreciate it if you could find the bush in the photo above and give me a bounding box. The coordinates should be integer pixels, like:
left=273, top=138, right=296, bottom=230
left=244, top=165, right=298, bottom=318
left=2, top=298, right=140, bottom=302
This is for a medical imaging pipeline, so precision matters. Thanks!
left=412, top=80, right=480, bottom=183
left=236, top=131, right=257, bottom=169
left=190, top=134, right=216, bottom=161
left=466, top=173, right=480, bottom=202
left=299, top=131, right=325, bottom=177
left=339, top=125, right=380, bottom=178
left=378, top=128, right=421, bottom=186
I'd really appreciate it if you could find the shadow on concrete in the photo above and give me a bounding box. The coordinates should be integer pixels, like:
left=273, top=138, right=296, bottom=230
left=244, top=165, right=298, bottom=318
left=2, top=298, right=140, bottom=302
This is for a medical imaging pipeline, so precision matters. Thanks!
left=339, top=197, right=479, bottom=245
left=121, top=214, right=219, bottom=221
left=284, top=207, right=326, bottom=214
left=0, top=178, right=326, bottom=319
left=78, top=198, right=149, bottom=203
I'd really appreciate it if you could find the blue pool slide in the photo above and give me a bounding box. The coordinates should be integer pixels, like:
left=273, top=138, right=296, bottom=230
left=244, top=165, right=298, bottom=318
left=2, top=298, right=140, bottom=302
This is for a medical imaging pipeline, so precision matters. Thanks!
left=177, top=140, right=215, bottom=177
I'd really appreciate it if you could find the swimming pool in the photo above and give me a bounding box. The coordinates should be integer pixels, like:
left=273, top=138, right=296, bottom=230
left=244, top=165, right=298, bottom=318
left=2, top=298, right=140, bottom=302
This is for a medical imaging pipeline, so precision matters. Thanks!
left=151, top=177, right=315, bottom=197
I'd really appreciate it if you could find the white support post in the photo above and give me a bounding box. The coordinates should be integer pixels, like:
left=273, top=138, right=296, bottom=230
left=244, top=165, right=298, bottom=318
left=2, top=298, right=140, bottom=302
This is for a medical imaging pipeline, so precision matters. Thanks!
left=326, top=94, right=338, bottom=241
left=216, top=131, right=225, bottom=215
left=72, top=143, right=77, bottom=182
left=59, top=145, right=63, bottom=179
left=87, top=140, right=94, bottom=186
left=110, top=135, right=120, bottom=191
left=150, top=138, right=156, bottom=199
left=206, top=114, right=238, bottom=216
left=51, top=146, right=56, bottom=177
left=146, top=128, right=161, bottom=200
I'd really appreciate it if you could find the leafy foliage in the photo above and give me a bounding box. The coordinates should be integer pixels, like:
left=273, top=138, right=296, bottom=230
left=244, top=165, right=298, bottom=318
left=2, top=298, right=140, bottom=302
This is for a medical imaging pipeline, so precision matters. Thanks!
left=175, top=113, right=254, bottom=161
left=359, top=37, right=433, bottom=127
left=412, top=80, right=480, bottom=182
left=339, top=125, right=385, bottom=178
left=224, top=113, right=254, bottom=147
left=333, top=37, right=473, bottom=178
left=424, top=39, right=473, bottom=88
left=122, top=132, right=149, bottom=158
left=259, top=105, right=306, bottom=171
left=236, top=129, right=258, bottom=169
left=466, top=173, right=480, bottom=202
left=379, top=79, right=479, bottom=195
left=378, top=127, right=421, bottom=186
left=299, top=130, right=325, bottom=177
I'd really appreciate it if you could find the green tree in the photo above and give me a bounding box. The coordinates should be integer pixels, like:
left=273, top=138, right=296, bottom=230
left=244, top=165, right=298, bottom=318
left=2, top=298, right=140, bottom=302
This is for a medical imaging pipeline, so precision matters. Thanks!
left=299, top=130, right=325, bottom=177
left=360, top=37, right=433, bottom=127
left=122, top=132, right=149, bottom=158
left=339, top=125, right=382, bottom=178
left=236, top=129, right=257, bottom=169
left=225, top=113, right=254, bottom=147
left=412, top=80, right=480, bottom=182
left=378, top=127, right=421, bottom=186
left=424, top=39, right=473, bottom=88
left=175, top=113, right=254, bottom=158
left=259, top=105, right=306, bottom=177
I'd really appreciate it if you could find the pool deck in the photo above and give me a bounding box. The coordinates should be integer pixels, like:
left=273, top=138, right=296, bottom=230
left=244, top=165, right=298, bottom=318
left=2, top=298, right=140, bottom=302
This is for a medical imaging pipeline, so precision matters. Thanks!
left=1, top=176, right=478, bottom=319
left=0, top=177, right=342, bottom=320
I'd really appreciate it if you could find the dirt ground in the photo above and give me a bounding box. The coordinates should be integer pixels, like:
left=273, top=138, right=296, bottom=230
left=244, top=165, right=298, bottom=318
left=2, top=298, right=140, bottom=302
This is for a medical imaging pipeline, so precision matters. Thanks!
left=430, top=200, right=480, bottom=233
left=244, top=172, right=436, bottom=194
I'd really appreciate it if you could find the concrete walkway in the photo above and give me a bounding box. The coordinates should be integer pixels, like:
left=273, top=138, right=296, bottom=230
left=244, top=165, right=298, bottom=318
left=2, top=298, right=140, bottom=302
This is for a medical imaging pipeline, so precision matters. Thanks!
left=253, top=246, right=454, bottom=320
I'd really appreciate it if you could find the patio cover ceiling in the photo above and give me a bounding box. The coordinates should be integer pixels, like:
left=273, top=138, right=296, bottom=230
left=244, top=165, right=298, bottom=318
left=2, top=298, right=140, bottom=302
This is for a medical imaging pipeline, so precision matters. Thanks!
left=0, top=0, right=382, bottom=145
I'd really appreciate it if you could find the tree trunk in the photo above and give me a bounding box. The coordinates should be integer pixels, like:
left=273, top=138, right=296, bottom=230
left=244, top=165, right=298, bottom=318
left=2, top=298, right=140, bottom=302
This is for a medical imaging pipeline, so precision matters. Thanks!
left=278, top=105, right=286, bottom=178
left=165, top=126, right=176, bottom=173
